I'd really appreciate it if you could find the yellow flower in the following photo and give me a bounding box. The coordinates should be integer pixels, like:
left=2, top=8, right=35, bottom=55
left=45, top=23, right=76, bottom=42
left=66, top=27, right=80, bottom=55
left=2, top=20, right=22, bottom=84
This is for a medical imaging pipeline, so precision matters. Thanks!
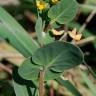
left=68, top=28, right=82, bottom=41
left=36, top=1, right=47, bottom=11
left=51, top=0, right=59, bottom=4
left=51, top=28, right=64, bottom=35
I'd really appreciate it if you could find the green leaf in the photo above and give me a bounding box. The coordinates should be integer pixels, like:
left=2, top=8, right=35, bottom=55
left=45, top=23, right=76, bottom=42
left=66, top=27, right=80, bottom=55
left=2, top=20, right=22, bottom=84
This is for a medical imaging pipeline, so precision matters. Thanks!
left=56, top=78, right=82, bottom=96
left=35, top=17, right=43, bottom=44
left=51, top=22, right=61, bottom=28
left=19, top=57, right=61, bottom=81
left=19, top=58, right=40, bottom=81
left=13, top=81, right=38, bottom=96
left=48, top=0, right=78, bottom=24
left=0, top=7, right=39, bottom=57
left=19, top=41, right=83, bottom=81
left=13, top=67, right=37, bottom=96
left=32, top=41, right=84, bottom=73
left=13, top=81, right=29, bottom=96
left=81, top=71, right=96, bottom=96
left=43, top=31, right=55, bottom=44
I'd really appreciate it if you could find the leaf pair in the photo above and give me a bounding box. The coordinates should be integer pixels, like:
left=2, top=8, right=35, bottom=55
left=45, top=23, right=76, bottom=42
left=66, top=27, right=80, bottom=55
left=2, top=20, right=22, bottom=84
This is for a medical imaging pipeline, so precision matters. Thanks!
left=19, top=41, right=84, bottom=82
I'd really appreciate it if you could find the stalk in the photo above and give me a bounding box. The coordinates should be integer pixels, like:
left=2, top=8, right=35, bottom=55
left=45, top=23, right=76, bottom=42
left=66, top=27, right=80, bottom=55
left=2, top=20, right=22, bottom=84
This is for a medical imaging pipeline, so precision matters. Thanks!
left=39, top=70, right=45, bottom=96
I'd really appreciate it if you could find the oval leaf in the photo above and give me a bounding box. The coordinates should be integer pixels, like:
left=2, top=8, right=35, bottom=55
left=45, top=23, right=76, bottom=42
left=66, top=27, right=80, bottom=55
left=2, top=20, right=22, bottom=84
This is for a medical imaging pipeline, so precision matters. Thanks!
left=32, top=41, right=84, bottom=73
left=19, top=57, right=61, bottom=81
left=19, top=41, right=84, bottom=81
left=19, top=58, right=40, bottom=81
left=48, top=0, right=78, bottom=24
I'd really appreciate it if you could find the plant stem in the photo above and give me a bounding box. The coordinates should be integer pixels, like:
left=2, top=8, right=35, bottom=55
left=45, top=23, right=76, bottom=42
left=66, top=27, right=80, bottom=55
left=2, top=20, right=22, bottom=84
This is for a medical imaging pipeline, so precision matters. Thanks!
left=44, top=24, right=52, bottom=32
left=79, top=10, right=96, bottom=33
left=83, top=61, right=96, bottom=78
left=76, top=36, right=95, bottom=46
left=50, top=80, right=54, bottom=96
left=39, top=70, right=45, bottom=96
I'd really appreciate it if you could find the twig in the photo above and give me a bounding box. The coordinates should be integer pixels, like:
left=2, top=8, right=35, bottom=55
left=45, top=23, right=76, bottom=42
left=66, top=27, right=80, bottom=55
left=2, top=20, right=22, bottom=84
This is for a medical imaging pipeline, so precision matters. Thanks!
left=0, top=63, right=12, bottom=74
left=44, top=24, right=52, bottom=33
left=24, top=10, right=37, bottom=23
left=71, top=10, right=96, bottom=45
left=79, top=10, right=96, bottom=33
left=59, top=33, right=67, bottom=41
left=59, top=26, right=68, bottom=41
left=76, top=36, right=95, bottom=46
left=75, top=0, right=87, bottom=20
left=83, top=61, right=96, bottom=78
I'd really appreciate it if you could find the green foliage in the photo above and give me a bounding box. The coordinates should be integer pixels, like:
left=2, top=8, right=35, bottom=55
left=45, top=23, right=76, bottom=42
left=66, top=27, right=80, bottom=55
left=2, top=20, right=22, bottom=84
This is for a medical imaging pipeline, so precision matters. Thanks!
left=42, top=31, right=55, bottom=44
left=48, top=0, right=78, bottom=25
left=19, top=41, right=83, bottom=81
left=0, top=0, right=87, bottom=95
left=0, top=7, right=39, bottom=58
left=35, top=17, right=43, bottom=44
left=81, top=71, right=96, bottom=96
left=13, top=81, right=30, bottom=96
left=13, top=81, right=38, bottom=96
left=32, top=41, right=83, bottom=73
left=18, top=58, right=40, bottom=81
left=13, top=67, right=37, bottom=96
left=56, top=78, right=82, bottom=96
